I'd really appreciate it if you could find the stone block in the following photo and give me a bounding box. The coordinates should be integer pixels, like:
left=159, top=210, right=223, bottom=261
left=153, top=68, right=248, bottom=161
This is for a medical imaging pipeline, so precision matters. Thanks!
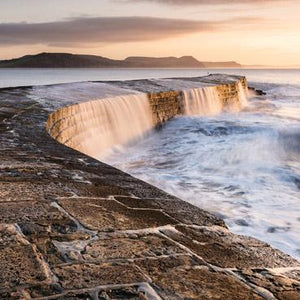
left=0, top=181, right=73, bottom=202
left=153, top=198, right=226, bottom=227
left=83, top=233, right=185, bottom=261
left=114, top=196, right=161, bottom=209
left=53, top=262, right=147, bottom=289
left=28, top=283, right=155, bottom=299
left=161, top=225, right=299, bottom=268
left=236, top=269, right=300, bottom=300
left=0, top=201, right=77, bottom=233
left=136, top=255, right=264, bottom=300
left=0, top=225, right=49, bottom=292
left=58, top=198, right=177, bottom=231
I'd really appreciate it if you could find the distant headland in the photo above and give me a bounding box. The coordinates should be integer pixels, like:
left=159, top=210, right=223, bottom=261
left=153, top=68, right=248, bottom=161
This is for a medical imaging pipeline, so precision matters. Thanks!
left=0, top=52, right=242, bottom=68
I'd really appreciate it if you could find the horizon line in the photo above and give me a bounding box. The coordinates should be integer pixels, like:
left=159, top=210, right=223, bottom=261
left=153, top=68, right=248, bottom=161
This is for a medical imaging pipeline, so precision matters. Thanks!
left=1, top=51, right=300, bottom=69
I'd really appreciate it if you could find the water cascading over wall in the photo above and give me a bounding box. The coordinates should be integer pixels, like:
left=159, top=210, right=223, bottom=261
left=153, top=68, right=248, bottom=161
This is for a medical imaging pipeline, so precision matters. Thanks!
left=47, top=93, right=154, bottom=159
left=237, top=81, right=249, bottom=108
left=183, top=82, right=248, bottom=116
left=47, top=77, right=248, bottom=159
left=183, top=87, right=223, bottom=116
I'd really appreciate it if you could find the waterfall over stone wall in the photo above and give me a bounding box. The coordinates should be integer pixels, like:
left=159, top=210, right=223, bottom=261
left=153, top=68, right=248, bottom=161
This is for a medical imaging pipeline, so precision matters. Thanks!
left=47, top=76, right=248, bottom=160
left=183, top=87, right=223, bottom=116
left=238, top=81, right=249, bottom=108
left=47, top=93, right=153, bottom=159
left=183, top=83, right=248, bottom=116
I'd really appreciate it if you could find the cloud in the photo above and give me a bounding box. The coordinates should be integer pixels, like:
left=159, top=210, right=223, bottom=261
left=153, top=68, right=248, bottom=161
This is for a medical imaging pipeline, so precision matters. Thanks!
left=122, top=0, right=283, bottom=5
left=0, top=16, right=264, bottom=47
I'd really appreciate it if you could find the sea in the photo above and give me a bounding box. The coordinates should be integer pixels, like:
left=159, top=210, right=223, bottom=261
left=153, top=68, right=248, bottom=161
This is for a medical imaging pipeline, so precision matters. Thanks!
left=1, top=68, right=299, bottom=260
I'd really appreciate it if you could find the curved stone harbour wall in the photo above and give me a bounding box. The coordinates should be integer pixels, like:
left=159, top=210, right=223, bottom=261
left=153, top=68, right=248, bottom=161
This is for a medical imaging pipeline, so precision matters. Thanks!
left=2, top=75, right=299, bottom=299
left=47, top=77, right=248, bottom=158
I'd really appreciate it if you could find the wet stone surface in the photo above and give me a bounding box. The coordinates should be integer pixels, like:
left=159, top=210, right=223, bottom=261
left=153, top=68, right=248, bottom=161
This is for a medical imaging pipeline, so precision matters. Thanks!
left=0, top=225, right=49, bottom=293
left=0, top=201, right=77, bottom=229
left=58, top=197, right=177, bottom=231
left=0, top=181, right=74, bottom=202
left=136, top=255, right=265, bottom=300
left=28, top=284, right=152, bottom=300
left=82, top=233, right=185, bottom=261
left=161, top=225, right=300, bottom=269
left=53, top=263, right=147, bottom=290
left=0, top=76, right=299, bottom=299
left=235, top=269, right=300, bottom=300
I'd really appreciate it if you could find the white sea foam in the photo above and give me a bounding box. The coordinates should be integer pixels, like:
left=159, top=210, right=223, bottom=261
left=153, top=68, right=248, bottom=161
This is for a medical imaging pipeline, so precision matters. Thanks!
left=105, top=73, right=300, bottom=260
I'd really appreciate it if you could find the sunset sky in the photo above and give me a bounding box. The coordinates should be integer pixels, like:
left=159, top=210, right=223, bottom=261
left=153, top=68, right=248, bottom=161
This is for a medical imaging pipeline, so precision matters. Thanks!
left=0, top=0, right=299, bottom=66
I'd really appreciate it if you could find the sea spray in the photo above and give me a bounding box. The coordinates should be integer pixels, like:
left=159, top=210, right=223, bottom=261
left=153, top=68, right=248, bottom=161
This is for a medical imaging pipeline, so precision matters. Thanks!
left=105, top=78, right=300, bottom=259
left=238, top=82, right=249, bottom=108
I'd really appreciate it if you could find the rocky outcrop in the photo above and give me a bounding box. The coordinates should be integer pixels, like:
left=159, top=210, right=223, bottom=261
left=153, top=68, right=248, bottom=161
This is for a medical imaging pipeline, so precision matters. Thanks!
left=0, top=75, right=299, bottom=299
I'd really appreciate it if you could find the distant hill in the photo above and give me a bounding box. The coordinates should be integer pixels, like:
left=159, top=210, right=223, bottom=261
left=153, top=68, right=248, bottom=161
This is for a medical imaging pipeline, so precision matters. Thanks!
left=123, top=56, right=205, bottom=68
left=0, top=52, right=242, bottom=68
left=202, top=61, right=242, bottom=68
left=0, top=53, right=126, bottom=68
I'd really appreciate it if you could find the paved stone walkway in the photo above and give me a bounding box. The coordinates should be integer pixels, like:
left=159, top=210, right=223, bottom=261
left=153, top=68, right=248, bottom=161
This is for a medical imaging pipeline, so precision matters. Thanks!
left=0, top=77, right=299, bottom=299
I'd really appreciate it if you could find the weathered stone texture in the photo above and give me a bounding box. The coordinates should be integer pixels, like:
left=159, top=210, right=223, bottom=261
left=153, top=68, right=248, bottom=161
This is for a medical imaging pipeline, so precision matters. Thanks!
left=58, top=197, right=177, bottom=231
left=0, top=181, right=73, bottom=202
left=236, top=269, right=300, bottom=300
left=149, top=90, right=183, bottom=127
left=82, top=233, right=185, bottom=261
left=162, top=225, right=299, bottom=269
left=0, top=225, right=49, bottom=293
left=53, top=263, right=147, bottom=290
left=136, top=255, right=265, bottom=300
left=0, top=75, right=299, bottom=299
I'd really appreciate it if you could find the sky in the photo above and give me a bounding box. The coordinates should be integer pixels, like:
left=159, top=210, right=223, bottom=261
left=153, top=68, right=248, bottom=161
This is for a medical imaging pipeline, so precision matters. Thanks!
left=0, top=0, right=299, bottom=66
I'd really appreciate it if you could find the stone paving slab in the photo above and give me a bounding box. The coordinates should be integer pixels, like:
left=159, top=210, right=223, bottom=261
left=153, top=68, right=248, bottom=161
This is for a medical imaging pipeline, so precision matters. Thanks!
left=161, top=225, right=300, bottom=269
left=136, top=255, right=265, bottom=300
left=0, top=182, right=74, bottom=202
left=58, top=197, right=177, bottom=231
left=23, top=230, right=91, bottom=266
left=82, top=233, right=185, bottom=261
left=0, top=225, right=50, bottom=293
left=114, top=196, right=161, bottom=209
left=235, top=269, right=300, bottom=300
left=53, top=263, right=147, bottom=290
left=27, top=283, right=157, bottom=300
left=148, top=198, right=227, bottom=227
left=0, top=201, right=77, bottom=231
